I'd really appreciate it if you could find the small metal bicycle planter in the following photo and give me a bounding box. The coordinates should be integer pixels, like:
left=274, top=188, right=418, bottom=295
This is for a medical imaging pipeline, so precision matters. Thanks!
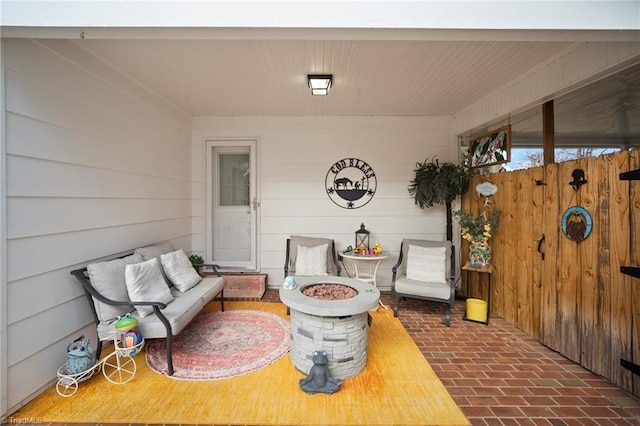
left=56, top=331, right=144, bottom=397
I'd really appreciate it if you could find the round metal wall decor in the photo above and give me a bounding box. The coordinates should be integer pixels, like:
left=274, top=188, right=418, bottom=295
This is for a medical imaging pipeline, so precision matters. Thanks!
left=325, top=158, right=377, bottom=209
left=561, top=206, right=593, bottom=242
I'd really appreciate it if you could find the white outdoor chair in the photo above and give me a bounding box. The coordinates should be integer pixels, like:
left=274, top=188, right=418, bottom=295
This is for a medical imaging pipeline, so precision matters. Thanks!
left=391, top=239, right=455, bottom=326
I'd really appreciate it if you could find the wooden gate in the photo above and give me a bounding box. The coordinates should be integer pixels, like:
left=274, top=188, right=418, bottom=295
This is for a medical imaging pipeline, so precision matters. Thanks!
left=461, top=149, right=640, bottom=397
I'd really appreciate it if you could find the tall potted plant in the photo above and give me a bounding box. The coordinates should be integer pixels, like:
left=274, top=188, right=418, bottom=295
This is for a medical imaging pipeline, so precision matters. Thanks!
left=408, top=157, right=472, bottom=241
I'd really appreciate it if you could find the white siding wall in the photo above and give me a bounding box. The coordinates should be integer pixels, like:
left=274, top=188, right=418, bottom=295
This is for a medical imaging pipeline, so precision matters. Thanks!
left=192, top=116, right=457, bottom=291
left=2, top=39, right=191, bottom=414
left=454, top=41, right=640, bottom=134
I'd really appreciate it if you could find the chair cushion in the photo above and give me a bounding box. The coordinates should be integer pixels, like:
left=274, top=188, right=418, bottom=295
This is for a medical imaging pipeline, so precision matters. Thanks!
left=96, top=276, right=224, bottom=341
left=86, top=253, right=142, bottom=322
left=406, top=245, right=447, bottom=283
left=295, top=243, right=328, bottom=276
left=288, top=235, right=337, bottom=276
left=125, top=258, right=175, bottom=318
left=97, top=295, right=204, bottom=340
left=160, top=249, right=202, bottom=292
left=395, top=277, right=452, bottom=300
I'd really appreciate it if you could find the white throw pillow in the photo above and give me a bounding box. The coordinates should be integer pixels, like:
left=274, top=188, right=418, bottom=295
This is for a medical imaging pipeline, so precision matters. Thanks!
left=160, top=249, right=202, bottom=292
left=295, top=244, right=328, bottom=276
left=406, top=245, right=447, bottom=283
left=125, top=258, right=175, bottom=318
left=134, top=240, right=176, bottom=284
left=87, top=253, right=142, bottom=321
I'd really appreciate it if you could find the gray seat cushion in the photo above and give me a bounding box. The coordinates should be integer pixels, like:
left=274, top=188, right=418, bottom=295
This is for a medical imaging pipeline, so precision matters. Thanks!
left=394, top=276, right=452, bottom=300
left=96, top=275, right=224, bottom=340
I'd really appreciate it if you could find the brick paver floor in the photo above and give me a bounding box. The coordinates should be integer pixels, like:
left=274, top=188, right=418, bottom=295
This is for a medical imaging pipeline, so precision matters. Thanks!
left=267, top=289, right=640, bottom=425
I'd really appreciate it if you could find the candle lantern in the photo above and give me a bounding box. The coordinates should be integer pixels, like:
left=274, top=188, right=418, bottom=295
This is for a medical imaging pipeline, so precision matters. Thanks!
left=355, top=223, right=370, bottom=251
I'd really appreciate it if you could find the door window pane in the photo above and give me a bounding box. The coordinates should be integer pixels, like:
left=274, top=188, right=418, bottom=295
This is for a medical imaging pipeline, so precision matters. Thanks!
left=218, top=153, right=250, bottom=206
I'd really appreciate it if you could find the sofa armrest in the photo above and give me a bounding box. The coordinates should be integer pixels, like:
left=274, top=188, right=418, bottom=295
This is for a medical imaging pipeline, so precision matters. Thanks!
left=196, top=263, right=222, bottom=276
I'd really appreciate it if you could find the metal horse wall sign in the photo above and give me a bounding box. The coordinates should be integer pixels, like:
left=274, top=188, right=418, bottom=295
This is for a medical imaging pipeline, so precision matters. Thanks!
left=325, top=158, right=377, bottom=209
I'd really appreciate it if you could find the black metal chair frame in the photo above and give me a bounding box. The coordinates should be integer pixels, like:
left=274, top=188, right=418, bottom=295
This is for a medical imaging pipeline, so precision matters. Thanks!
left=391, top=241, right=456, bottom=326
left=70, top=254, right=224, bottom=376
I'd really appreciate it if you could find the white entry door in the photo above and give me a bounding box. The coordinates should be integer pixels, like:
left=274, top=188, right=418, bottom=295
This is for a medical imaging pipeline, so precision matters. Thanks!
left=206, top=140, right=258, bottom=270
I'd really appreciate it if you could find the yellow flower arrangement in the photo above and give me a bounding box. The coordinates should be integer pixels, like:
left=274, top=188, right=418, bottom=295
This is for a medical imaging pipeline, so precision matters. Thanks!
left=453, top=209, right=500, bottom=246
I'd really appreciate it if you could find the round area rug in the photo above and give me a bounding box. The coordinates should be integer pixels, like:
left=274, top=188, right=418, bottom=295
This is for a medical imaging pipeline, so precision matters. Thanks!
left=145, top=310, right=290, bottom=380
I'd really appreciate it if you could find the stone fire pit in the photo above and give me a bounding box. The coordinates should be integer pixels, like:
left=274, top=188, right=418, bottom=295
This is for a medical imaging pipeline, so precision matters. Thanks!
left=279, top=276, right=380, bottom=379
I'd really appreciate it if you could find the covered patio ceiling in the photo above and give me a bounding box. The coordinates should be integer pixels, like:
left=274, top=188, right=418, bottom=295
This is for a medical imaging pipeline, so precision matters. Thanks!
left=71, top=33, right=640, bottom=146
left=3, top=1, right=639, bottom=146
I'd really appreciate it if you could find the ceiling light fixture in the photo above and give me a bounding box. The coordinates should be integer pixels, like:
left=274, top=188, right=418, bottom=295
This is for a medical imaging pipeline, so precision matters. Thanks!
left=308, top=74, right=332, bottom=96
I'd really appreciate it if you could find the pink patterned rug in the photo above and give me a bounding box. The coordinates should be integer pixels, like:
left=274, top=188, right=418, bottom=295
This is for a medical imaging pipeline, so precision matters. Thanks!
left=145, top=310, right=290, bottom=380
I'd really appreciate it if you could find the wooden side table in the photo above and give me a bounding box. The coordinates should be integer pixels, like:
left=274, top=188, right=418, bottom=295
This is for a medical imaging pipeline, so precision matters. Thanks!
left=462, top=262, right=493, bottom=325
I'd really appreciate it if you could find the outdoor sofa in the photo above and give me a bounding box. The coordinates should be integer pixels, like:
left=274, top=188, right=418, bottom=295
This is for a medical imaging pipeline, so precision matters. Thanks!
left=70, top=241, right=225, bottom=376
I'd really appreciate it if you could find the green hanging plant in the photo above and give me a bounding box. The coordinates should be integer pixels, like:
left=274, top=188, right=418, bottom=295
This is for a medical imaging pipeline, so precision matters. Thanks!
left=408, top=158, right=471, bottom=208
left=408, top=157, right=473, bottom=240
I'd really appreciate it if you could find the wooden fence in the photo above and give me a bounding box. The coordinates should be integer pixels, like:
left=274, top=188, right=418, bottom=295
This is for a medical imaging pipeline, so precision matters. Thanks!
left=461, top=149, right=640, bottom=397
